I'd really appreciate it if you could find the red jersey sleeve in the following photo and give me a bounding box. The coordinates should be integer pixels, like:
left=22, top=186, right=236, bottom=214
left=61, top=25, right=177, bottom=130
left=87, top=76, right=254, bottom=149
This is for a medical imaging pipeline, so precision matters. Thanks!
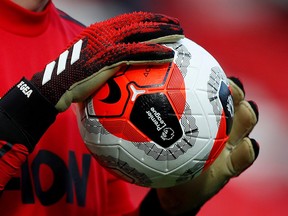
left=0, top=141, right=28, bottom=191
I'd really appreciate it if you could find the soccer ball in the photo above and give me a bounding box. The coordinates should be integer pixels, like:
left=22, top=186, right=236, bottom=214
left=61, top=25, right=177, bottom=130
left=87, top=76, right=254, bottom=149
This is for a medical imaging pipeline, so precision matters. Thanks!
left=76, top=37, right=234, bottom=188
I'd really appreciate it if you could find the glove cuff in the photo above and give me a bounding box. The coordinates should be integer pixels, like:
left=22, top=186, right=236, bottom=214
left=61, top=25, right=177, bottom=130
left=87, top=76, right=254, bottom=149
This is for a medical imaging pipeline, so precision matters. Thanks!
left=140, top=189, right=201, bottom=216
left=0, top=77, right=58, bottom=152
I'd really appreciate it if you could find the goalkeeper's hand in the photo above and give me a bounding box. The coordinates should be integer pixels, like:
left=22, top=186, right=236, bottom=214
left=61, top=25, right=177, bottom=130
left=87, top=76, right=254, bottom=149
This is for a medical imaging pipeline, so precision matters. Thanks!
left=140, top=77, right=259, bottom=215
left=0, top=12, right=183, bottom=191
left=32, top=11, right=184, bottom=112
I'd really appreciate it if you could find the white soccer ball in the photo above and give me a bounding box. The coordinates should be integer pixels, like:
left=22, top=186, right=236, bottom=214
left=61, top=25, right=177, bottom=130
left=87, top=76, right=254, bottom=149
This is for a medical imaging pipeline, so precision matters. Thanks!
left=76, top=37, right=234, bottom=188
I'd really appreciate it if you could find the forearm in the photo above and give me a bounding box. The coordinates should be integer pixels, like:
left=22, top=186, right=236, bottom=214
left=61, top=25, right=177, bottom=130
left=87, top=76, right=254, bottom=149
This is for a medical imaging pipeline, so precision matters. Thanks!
left=0, top=78, right=58, bottom=190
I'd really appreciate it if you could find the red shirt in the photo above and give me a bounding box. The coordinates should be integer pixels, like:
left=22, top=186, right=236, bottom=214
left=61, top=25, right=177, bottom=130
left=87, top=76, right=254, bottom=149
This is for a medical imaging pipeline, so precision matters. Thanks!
left=0, top=1, right=135, bottom=215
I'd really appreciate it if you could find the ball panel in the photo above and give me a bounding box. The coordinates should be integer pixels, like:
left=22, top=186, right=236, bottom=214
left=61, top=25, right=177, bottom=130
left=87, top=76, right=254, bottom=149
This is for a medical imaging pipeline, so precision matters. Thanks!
left=130, top=93, right=183, bottom=148
left=120, top=63, right=170, bottom=88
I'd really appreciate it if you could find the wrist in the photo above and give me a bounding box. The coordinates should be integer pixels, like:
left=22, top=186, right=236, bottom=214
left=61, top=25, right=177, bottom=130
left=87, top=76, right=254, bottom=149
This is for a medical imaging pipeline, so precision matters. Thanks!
left=140, top=189, right=201, bottom=216
left=0, top=77, right=58, bottom=151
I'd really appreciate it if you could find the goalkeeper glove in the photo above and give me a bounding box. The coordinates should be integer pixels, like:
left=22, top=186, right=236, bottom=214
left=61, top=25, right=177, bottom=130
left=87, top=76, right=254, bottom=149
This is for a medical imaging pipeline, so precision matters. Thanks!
left=0, top=11, right=184, bottom=190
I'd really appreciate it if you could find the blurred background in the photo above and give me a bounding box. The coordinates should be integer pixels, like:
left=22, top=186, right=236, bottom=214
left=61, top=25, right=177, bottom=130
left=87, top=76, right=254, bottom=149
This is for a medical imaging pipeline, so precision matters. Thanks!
left=53, top=0, right=288, bottom=215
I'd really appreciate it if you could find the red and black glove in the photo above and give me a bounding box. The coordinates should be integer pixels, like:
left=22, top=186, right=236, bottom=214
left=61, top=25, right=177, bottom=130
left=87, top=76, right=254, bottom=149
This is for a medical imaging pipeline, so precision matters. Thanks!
left=0, top=12, right=184, bottom=190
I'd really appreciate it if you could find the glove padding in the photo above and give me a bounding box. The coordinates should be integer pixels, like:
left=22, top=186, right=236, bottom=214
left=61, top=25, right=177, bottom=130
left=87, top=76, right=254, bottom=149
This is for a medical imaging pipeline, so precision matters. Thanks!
left=154, top=77, right=260, bottom=215
left=30, top=11, right=184, bottom=112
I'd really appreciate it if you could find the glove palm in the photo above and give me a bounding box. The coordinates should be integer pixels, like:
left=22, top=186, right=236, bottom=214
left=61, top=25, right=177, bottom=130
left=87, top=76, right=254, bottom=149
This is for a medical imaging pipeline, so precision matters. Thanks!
left=155, top=78, right=259, bottom=215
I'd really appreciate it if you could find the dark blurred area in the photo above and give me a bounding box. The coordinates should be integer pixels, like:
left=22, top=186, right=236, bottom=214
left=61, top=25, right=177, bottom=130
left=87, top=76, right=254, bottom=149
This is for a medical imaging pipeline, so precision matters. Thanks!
left=54, top=0, right=288, bottom=215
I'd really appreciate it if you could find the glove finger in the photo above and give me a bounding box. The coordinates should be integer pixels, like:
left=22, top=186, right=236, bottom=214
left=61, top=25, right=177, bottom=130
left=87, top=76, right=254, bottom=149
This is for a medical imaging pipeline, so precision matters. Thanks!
left=228, top=77, right=245, bottom=107
left=228, top=77, right=245, bottom=96
left=103, top=11, right=181, bottom=30
left=248, top=100, right=259, bottom=123
left=228, top=77, right=259, bottom=145
left=115, top=22, right=184, bottom=44
left=228, top=138, right=259, bottom=176
left=229, top=100, right=258, bottom=145
left=89, top=42, right=175, bottom=71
